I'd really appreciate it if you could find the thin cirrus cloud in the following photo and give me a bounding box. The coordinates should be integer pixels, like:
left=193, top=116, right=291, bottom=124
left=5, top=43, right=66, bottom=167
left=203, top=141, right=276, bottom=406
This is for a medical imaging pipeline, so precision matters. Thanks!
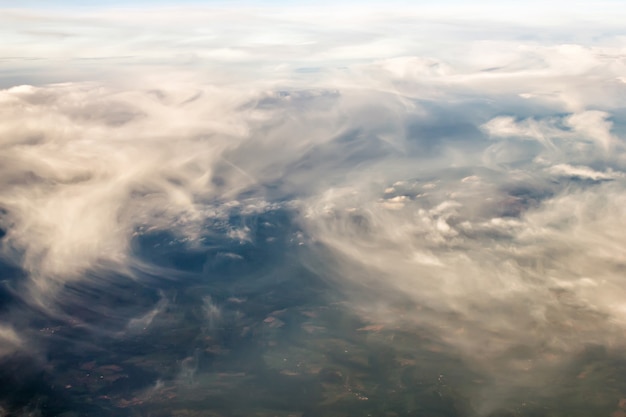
left=1, top=1, right=626, bottom=411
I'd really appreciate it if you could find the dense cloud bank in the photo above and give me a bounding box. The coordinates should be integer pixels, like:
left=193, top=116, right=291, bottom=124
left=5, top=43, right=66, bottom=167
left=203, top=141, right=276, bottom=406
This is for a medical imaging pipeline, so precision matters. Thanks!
left=2, top=4, right=626, bottom=414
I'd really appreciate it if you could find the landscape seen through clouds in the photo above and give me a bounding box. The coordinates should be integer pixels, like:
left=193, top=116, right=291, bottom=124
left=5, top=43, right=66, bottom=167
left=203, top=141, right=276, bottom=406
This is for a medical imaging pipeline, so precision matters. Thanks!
left=1, top=1, right=626, bottom=416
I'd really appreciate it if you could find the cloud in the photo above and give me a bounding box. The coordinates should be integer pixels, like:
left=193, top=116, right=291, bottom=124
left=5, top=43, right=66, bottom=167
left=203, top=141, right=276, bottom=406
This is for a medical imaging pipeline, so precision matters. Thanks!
left=0, top=326, right=23, bottom=358
left=299, top=171, right=626, bottom=414
left=1, top=3, right=626, bottom=414
left=546, top=163, right=621, bottom=180
left=0, top=83, right=252, bottom=299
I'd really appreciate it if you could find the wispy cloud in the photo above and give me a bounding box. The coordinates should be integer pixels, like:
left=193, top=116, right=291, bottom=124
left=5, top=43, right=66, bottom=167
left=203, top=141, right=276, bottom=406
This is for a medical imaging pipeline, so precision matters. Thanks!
left=1, top=3, right=626, bottom=413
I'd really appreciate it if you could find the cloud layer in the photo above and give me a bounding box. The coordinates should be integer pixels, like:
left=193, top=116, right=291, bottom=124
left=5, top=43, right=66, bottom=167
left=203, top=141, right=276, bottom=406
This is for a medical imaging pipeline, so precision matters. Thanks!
left=2, top=3, right=626, bottom=414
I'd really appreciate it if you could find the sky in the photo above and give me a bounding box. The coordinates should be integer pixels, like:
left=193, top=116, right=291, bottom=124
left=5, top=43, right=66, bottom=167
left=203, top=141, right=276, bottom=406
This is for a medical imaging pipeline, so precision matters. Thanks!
left=2, top=1, right=626, bottom=415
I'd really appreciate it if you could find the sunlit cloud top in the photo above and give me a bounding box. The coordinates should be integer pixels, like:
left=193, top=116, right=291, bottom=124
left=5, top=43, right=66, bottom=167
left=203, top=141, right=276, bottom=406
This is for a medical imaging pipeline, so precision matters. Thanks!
left=2, top=0, right=625, bottom=87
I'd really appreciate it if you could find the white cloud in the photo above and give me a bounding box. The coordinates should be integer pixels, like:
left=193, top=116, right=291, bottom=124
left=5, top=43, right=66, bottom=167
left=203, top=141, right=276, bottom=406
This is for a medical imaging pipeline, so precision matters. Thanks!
left=546, top=164, right=620, bottom=180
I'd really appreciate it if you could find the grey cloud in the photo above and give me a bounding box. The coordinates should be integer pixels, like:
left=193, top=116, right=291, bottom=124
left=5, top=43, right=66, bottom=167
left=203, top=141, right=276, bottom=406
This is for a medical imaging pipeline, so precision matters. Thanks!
left=0, top=326, right=23, bottom=358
